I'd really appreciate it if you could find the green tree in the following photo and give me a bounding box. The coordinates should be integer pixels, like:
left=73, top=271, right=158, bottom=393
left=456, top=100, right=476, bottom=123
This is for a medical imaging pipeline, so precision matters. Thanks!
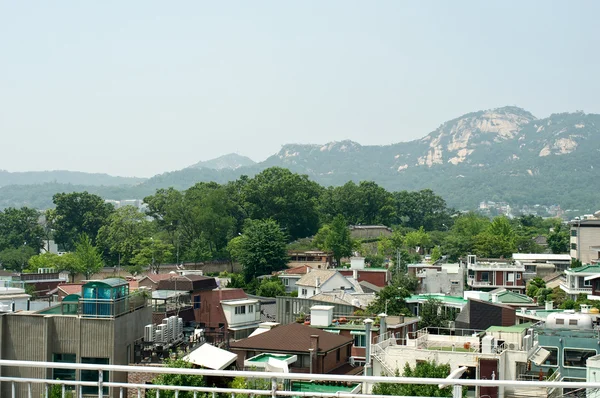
left=97, top=206, right=154, bottom=267
left=526, top=278, right=546, bottom=298
left=0, top=207, right=44, bottom=253
left=418, top=298, right=451, bottom=329
left=393, top=189, right=454, bottom=231
left=404, top=227, right=432, bottom=254
left=430, top=246, right=442, bottom=263
left=256, top=278, right=286, bottom=297
left=547, top=222, right=570, bottom=254
left=230, top=376, right=271, bottom=398
left=372, top=360, right=456, bottom=397
left=367, top=273, right=417, bottom=315
left=27, top=252, right=79, bottom=281
left=235, top=219, right=289, bottom=282
left=243, top=167, right=322, bottom=240
left=474, top=216, right=516, bottom=258
left=0, top=246, right=36, bottom=272
left=73, top=234, right=103, bottom=280
left=131, top=238, right=174, bottom=274
left=315, top=215, right=354, bottom=266
left=549, top=286, right=567, bottom=307
left=149, top=358, right=206, bottom=398
left=52, top=192, right=114, bottom=251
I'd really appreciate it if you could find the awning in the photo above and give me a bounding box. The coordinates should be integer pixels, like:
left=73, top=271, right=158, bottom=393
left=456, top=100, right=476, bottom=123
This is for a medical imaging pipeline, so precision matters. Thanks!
left=183, top=344, right=237, bottom=370
left=350, top=331, right=365, bottom=335
left=324, top=329, right=340, bottom=334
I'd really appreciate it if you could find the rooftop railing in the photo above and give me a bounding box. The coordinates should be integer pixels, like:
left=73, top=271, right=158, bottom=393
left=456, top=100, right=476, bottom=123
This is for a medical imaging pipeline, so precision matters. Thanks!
left=0, top=359, right=596, bottom=398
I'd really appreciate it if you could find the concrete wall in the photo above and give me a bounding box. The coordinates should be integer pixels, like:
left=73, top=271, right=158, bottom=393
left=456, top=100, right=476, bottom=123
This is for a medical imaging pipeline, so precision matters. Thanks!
left=0, top=305, right=151, bottom=397
left=571, top=224, right=600, bottom=264
left=276, top=297, right=355, bottom=325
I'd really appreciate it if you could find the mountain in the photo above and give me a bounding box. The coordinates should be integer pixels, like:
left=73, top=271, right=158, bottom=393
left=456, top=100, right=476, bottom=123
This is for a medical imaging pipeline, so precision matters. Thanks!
left=187, top=153, right=256, bottom=170
left=2, top=106, right=600, bottom=212
left=0, top=170, right=146, bottom=188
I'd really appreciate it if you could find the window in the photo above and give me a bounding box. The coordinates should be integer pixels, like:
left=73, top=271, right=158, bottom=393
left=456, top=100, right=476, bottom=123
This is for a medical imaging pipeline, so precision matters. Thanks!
left=235, top=306, right=246, bottom=315
left=569, top=319, right=578, bottom=326
left=336, top=348, right=341, bottom=361
left=506, top=273, right=514, bottom=282
left=571, top=243, right=577, bottom=250
left=540, top=347, right=558, bottom=366
left=53, top=353, right=76, bottom=389
left=451, top=281, right=460, bottom=285
left=301, top=288, right=307, bottom=296
left=563, top=348, right=596, bottom=368
left=556, top=318, right=564, bottom=325
left=481, top=272, right=489, bottom=282
left=571, top=229, right=577, bottom=237
left=283, top=278, right=289, bottom=286
left=193, top=295, right=201, bottom=309
left=249, top=305, right=254, bottom=313
left=516, top=273, right=522, bottom=280
left=353, top=334, right=366, bottom=347
left=81, top=358, right=109, bottom=395
left=584, top=279, right=592, bottom=287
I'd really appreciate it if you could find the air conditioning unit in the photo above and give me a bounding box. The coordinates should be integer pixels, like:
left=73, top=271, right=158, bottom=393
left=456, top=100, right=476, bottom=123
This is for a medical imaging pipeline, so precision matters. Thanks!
left=144, top=324, right=155, bottom=342
left=507, top=342, right=518, bottom=350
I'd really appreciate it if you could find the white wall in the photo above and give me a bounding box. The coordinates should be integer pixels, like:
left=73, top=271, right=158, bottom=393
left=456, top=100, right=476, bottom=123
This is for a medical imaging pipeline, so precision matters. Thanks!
left=222, top=302, right=261, bottom=326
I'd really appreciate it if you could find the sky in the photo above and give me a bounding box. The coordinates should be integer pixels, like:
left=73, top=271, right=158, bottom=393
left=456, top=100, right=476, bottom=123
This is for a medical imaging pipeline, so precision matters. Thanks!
left=1, top=1, right=600, bottom=177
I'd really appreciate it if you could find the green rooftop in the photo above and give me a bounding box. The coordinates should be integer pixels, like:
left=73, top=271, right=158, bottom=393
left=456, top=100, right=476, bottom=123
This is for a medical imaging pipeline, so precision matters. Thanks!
left=496, top=291, right=534, bottom=304
left=291, top=381, right=359, bottom=394
left=569, top=265, right=600, bottom=273
left=246, top=354, right=294, bottom=363
left=406, top=294, right=468, bottom=306
left=487, top=322, right=533, bottom=333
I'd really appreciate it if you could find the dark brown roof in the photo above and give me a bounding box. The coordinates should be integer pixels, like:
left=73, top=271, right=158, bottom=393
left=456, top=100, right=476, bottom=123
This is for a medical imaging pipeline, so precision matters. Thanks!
left=230, top=322, right=352, bottom=353
left=157, top=275, right=218, bottom=292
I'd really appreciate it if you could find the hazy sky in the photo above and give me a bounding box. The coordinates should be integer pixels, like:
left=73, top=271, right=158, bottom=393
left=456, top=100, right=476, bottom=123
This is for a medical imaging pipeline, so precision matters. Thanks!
left=2, top=1, right=600, bottom=177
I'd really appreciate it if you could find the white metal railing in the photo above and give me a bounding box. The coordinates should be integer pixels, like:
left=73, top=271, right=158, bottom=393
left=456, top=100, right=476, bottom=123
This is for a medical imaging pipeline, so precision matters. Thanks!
left=1, top=359, right=600, bottom=398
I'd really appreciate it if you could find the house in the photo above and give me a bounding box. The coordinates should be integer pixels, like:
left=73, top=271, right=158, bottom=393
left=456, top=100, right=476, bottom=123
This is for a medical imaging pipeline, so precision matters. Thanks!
left=371, top=322, right=546, bottom=398
left=465, top=255, right=525, bottom=292
left=454, top=298, right=516, bottom=330
left=544, top=272, right=566, bottom=290
left=338, top=267, right=390, bottom=288
left=349, top=225, right=392, bottom=239
left=489, top=289, right=536, bottom=308
left=138, top=273, right=176, bottom=291
left=560, top=265, right=600, bottom=300
left=278, top=265, right=310, bottom=293
left=10, top=269, right=68, bottom=297
left=308, top=305, right=419, bottom=359
left=55, top=283, right=84, bottom=301
left=275, top=296, right=357, bottom=325
left=570, top=218, right=600, bottom=264
left=221, top=298, right=262, bottom=340
left=406, top=294, right=467, bottom=320
left=414, top=266, right=464, bottom=296
left=585, top=273, right=600, bottom=300
left=229, top=322, right=356, bottom=374
left=0, top=278, right=151, bottom=397
left=512, top=253, right=572, bottom=278
left=288, top=251, right=333, bottom=269
left=295, top=270, right=355, bottom=299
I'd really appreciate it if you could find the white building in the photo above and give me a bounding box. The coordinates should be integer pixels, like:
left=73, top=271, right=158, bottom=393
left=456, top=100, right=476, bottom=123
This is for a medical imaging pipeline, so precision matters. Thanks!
left=295, top=270, right=355, bottom=299
left=221, top=298, right=262, bottom=340
left=560, top=265, right=600, bottom=299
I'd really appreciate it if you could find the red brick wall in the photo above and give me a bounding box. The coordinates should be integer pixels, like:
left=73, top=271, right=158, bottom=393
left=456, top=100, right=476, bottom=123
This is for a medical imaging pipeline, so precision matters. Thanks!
left=193, top=288, right=247, bottom=329
left=322, top=343, right=351, bottom=373
left=338, top=270, right=390, bottom=287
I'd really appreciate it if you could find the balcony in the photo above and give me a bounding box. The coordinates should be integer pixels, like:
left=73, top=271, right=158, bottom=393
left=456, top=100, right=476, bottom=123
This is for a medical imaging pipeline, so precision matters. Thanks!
left=560, top=282, right=592, bottom=295
left=467, top=262, right=524, bottom=271
left=467, top=279, right=525, bottom=289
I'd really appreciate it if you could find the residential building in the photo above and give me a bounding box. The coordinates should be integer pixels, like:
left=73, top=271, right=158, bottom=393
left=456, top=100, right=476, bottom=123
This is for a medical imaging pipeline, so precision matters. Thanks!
left=310, top=291, right=375, bottom=310
left=513, top=253, right=572, bottom=278
left=454, top=298, right=516, bottom=330
left=560, top=265, right=600, bottom=299
left=371, top=323, right=549, bottom=398
left=138, top=273, right=176, bottom=291
left=277, top=265, right=310, bottom=293
left=229, top=322, right=357, bottom=374
left=406, top=294, right=467, bottom=320
left=0, top=285, right=31, bottom=312
left=275, top=296, right=357, bottom=325
left=287, top=251, right=333, bottom=269
left=338, top=267, right=390, bottom=288
left=0, top=278, right=150, bottom=397
left=308, top=305, right=418, bottom=359
left=465, top=255, right=525, bottom=292
left=221, top=298, right=262, bottom=340
left=414, top=267, right=464, bottom=296
left=570, top=218, right=600, bottom=264
left=295, top=270, right=354, bottom=299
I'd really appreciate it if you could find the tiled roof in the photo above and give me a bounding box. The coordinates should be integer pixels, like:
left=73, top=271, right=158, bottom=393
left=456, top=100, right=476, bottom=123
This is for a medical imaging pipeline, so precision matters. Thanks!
left=282, top=265, right=311, bottom=275
left=57, top=284, right=83, bottom=296
left=569, top=265, right=600, bottom=273
left=230, top=322, right=352, bottom=353
left=311, top=292, right=374, bottom=309
left=157, top=275, right=218, bottom=292
left=296, top=270, right=338, bottom=287
left=358, top=281, right=382, bottom=293
left=496, top=290, right=534, bottom=304
left=141, top=274, right=175, bottom=284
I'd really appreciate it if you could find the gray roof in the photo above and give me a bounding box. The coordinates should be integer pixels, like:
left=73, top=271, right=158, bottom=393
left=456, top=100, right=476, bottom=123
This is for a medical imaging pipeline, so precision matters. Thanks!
left=296, top=270, right=338, bottom=287
left=358, top=280, right=382, bottom=293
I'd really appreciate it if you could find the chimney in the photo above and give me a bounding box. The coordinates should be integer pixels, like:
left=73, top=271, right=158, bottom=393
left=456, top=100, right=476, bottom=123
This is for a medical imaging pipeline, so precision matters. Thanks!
left=310, top=335, right=320, bottom=373
left=316, top=277, right=321, bottom=295
left=353, top=269, right=358, bottom=280
left=545, top=301, right=553, bottom=311
left=378, top=313, right=387, bottom=339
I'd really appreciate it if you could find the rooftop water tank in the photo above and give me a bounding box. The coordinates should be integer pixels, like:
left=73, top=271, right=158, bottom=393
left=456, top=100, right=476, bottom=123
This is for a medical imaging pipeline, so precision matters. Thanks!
left=546, top=312, right=593, bottom=330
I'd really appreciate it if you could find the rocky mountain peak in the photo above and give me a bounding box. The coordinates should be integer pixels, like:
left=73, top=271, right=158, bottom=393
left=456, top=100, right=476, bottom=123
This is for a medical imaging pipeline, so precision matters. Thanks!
left=187, top=153, right=256, bottom=170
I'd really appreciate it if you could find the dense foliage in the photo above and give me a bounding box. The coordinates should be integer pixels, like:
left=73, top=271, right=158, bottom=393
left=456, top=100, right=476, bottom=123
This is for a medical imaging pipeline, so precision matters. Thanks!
left=372, top=360, right=459, bottom=397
